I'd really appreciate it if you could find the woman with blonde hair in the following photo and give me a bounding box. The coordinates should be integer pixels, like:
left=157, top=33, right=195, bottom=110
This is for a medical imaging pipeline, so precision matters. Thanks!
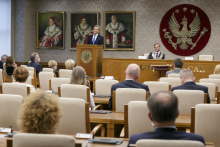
left=70, top=66, right=95, bottom=109
left=48, top=60, right=58, bottom=77
left=18, top=90, right=62, bottom=134
left=13, top=66, right=35, bottom=93
left=65, top=59, right=75, bottom=70
left=214, top=65, right=220, bottom=74
left=6, top=56, right=17, bottom=75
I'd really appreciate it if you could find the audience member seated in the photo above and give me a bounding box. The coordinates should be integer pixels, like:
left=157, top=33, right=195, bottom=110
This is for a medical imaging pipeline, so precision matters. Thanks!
left=27, top=52, right=42, bottom=75
left=213, top=64, right=220, bottom=74
left=6, top=56, right=17, bottom=75
left=65, top=59, right=75, bottom=70
left=166, top=58, right=183, bottom=76
left=128, top=91, right=205, bottom=146
left=18, top=90, right=62, bottom=133
left=172, top=69, right=210, bottom=103
left=13, top=66, right=36, bottom=93
left=109, top=63, right=150, bottom=110
left=0, top=54, right=8, bottom=70
left=70, top=66, right=95, bottom=109
left=48, top=60, right=58, bottom=77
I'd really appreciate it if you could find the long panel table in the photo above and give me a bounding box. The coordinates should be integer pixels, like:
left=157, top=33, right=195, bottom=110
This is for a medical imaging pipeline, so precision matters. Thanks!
left=102, top=58, right=220, bottom=83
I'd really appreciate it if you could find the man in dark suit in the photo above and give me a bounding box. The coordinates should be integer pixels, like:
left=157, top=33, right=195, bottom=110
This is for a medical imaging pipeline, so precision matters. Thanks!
left=109, top=64, right=150, bottom=110
left=172, top=69, right=210, bottom=103
left=27, top=52, right=42, bottom=75
left=148, top=43, right=165, bottom=59
left=87, top=25, right=103, bottom=45
left=0, top=54, right=8, bottom=70
left=128, top=91, right=205, bottom=146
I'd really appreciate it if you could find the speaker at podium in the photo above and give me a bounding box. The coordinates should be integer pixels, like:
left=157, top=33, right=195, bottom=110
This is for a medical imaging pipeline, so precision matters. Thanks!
left=77, top=44, right=103, bottom=77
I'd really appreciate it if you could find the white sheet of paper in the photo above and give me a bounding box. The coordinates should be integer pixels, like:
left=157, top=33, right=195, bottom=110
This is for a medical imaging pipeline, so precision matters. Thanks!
left=105, top=76, right=114, bottom=80
left=0, top=128, right=11, bottom=133
left=76, top=133, right=91, bottom=139
left=138, top=56, right=147, bottom=59
left=185, top=57, right=194, bottom=60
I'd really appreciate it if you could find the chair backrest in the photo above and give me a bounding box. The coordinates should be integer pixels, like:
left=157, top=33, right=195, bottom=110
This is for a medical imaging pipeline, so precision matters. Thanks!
left=195, top=104, right=220, bottom=147
left=60, top=84, right=90, bottom=104
left=136, top=139, right=204, bottom=147
left=26, top=67, right=35, bottom=72
left=125, top=101, right=153, bottom=138
left=113, top=88, right=148, bottom=112
left=143, top=81, right=170, bottom=94
left=173, top=90, right=205, bottom=114
left=167, top=74, right=180, bottom=78
left=199, top=78, right=220, bottom=91
left=198, top=55, right=214, bottom=61
left=39, top=72, right=55, bottom=91
left=51, top=78, right=70, bottom=93
left=57, top=98, right=90, bottom=135
left=159, top=77, right=182, bottom=88
left=13, top=133, right=76, bottom=147
left=0, top=69, right=4, bottom=85
left=25, top=76, right=33, bottom=86
left=2, top=83, right=30, bottom=98
left=43, top=68, right=54, bottom=72
left=209, top=74, right=220, bottom=79
left=20, top=65, right=27, bottom=67
left=0, top=94, right=23, bottom=131
left=95, top=79, right=119, bottom=96
left=59, top=69, right=72, bottom=78
left=196, top=82, right=216, bottom=100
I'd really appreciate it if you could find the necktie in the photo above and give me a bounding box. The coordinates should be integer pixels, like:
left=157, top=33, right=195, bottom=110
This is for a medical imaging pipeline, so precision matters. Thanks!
left=92, top=35, right=96, bottom=44
left=156, top=53, right=158, bottom=58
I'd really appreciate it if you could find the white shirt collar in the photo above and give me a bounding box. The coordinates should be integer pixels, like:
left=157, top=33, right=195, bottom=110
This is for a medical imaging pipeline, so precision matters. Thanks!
left=125, top=79, right=135, bottom=81
left=92, top=34, right=98, bottom=40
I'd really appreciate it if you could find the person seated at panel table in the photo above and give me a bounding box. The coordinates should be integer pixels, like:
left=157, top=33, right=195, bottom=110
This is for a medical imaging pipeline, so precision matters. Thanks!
left=48, top=60, right=58, bottom=77
left=6, top=56, right=17, bottom=75
left=128, top=91, right=205, bottom=146
left=65, top=59, right=75, bottom=70
left=148, top=43, right=165, bottom=59
left=213, top=64, right=220, bottom=74
left=18, top=89, right=62, bottom=133
left=0, top=54, right=8, bottom=70
left=70, top=66, right=95, bottom=109
left=109, top=63, right=150, bottom=110
left=172, top=69, right=210, bottom=103
left=13, top=66, right=35, bottom=93
left=166, top=58, right=183, bottom=76
left=27, top=52, right=42, bottom=75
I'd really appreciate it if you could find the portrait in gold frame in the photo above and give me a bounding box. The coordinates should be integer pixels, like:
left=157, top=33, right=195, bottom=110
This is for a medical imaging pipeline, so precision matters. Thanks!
left=104, top=11, right=135, bottom=51
left=36, top=11, right=65, bottom=49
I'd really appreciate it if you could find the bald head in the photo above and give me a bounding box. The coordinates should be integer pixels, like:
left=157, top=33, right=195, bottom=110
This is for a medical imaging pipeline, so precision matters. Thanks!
left=126, top=64, right=140, bottom=80
left=147, top=91, right=178, bottom=123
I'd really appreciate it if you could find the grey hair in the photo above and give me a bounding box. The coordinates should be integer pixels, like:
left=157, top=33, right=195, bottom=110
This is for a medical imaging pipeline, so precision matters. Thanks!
left=1, top=54, right=8, bottom=60
left=147, top=91, right=178, bottom=123
left=126, top=63, right=140, bottom=78
left=154, top=43, right=160, bottom=47
left=180, top=69, right=193, bottom=79
left=30, top=52, right=38, bottom=62
left=70, top=66, right=87, bottom=85
left=94, top=25, right=100, bottom=31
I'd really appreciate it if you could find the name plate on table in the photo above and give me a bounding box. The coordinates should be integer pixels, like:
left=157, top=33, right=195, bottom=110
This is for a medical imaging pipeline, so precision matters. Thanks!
left=90, top=110, right=111, bottom=114
left=185, top=57, right=194, bottom=60
left=138, top=56, right=147, bottom=59
left=89, top=138, right=123, bottom=144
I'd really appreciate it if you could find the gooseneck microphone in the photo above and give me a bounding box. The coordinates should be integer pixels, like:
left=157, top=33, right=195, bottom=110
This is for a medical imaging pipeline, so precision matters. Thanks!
left=0, top=125, right=13, bottom=133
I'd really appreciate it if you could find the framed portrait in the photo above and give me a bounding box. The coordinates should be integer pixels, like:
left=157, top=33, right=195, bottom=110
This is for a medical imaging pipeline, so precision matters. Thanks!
left=36, top=11, right=65, bottom=49
left=104, top=11, right=135, bottom=50
left=69, top=12, right=99, bottom=50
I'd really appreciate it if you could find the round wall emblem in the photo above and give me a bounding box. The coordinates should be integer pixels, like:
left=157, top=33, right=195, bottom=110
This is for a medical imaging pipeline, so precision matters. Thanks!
left=81, top=50, right=93, bottom=63
left=159, top=4, right=211, bottom=56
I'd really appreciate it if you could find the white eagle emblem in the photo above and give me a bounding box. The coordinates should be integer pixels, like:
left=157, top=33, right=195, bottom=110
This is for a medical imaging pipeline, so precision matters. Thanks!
left=163, top=12, right=208, bottom=50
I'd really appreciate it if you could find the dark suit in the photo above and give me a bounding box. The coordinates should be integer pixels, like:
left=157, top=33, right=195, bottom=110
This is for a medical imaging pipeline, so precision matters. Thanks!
left=27, top=62, right=42, bottom=75
left=128, top=128, right=205, bottom=146
left=148, top=52, right=165, bottom=59
left=172, top=81, right=210, bottom=103
left=87, top=34, right=103, bottom=45
left=0, top=61, right=3, bottom=70
left=109, top=80, right=150, bottom=109
left=6, top=66, right=15, bottom=75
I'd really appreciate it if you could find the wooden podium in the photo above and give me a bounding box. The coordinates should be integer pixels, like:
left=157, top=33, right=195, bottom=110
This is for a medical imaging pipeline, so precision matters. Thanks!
left=77, top=44, right=103, bottom=77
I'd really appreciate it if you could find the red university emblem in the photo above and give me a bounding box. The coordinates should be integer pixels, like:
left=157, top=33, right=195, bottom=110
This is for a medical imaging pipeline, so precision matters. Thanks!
left=159, top=4, right=211, bottom=56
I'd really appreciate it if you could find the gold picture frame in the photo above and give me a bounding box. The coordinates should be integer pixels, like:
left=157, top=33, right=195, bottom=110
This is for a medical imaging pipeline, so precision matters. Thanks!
left=36, top=11, right=65, bottom=49
left=69, top=12, right=99, bottom=50
left=103, top=11, right=135, bottom=51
